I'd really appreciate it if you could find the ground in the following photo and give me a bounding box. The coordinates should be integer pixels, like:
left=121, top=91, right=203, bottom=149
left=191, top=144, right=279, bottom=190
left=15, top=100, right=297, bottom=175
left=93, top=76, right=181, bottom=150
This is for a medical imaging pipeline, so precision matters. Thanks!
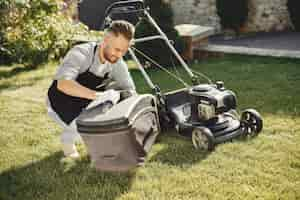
left=0, top=55, right=299, bottom=200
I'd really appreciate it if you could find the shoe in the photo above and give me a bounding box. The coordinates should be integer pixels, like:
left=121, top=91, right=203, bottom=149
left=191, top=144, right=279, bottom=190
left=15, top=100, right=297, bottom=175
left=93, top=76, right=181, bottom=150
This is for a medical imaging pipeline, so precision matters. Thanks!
left=62, top=143, right=80, bottom=158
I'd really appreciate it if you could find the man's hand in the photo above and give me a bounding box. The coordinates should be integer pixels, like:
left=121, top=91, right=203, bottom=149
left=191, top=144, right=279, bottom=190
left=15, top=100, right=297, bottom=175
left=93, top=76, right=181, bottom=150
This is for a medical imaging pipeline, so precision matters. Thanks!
left=86, top=89, right=120, bottom=110
left=96, top=89, right=120, bottom=105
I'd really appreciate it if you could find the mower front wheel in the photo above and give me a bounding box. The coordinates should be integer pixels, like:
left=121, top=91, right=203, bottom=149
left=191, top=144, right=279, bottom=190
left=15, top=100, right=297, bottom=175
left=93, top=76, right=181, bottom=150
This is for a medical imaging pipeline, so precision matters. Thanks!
left=241, top=109, right=263, bottom=138
left=192, top=127, right=215, bottom=151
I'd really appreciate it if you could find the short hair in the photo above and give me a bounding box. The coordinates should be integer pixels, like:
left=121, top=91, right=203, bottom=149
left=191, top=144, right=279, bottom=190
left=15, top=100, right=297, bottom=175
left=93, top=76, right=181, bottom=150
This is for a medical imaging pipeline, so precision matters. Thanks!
left=106, top=20, right=135, bottom=41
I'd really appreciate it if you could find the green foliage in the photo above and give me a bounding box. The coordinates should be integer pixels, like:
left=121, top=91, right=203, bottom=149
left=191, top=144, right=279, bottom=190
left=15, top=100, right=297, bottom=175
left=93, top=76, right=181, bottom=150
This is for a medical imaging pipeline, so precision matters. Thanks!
left=216, top=0, right=248, bottom=31
left=0, top=0, right=73, bottom=67
left=134, top=0, right=184, bottom=67
left=287, top=0, right=300, bottom=31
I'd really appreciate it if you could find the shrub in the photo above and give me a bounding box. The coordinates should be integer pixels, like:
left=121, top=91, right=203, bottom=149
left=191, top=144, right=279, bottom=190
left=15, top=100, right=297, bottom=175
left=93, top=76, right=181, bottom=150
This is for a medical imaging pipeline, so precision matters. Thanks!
left=134, top=0, right=184, bottom=67
left=216, top=0, right=248, bottom=31
left=0, top=0, right=73, bottom=67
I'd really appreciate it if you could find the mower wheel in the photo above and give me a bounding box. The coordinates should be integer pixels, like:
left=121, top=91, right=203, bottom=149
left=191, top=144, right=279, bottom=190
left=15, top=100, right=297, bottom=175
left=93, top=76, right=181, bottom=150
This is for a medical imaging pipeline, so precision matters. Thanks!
left=192, top=127, right=215, bottom=151
left=241, top=109, right=263, bottom=137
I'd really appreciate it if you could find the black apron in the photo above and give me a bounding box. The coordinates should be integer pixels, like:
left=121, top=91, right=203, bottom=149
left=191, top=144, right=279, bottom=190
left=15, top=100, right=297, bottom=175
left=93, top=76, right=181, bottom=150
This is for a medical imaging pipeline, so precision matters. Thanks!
left=48, top=44, right=109, bottom=125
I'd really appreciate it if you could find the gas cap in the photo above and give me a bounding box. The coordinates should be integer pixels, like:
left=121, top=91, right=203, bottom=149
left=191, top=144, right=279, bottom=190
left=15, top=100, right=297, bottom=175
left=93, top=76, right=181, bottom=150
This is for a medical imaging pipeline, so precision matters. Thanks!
left=216, top=81, right=225, bottom=90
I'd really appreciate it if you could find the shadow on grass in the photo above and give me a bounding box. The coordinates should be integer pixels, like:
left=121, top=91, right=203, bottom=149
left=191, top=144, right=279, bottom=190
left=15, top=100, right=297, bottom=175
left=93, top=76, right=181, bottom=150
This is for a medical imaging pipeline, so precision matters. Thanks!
left=0, top=65, right=37, bottom=79
left=149, top=133, right=211, bottom=167
left=0, top=76, right=47, bottom=92
left=0, top=64, right=53, bottom=92
left=0, top=152, right=135, bottom=200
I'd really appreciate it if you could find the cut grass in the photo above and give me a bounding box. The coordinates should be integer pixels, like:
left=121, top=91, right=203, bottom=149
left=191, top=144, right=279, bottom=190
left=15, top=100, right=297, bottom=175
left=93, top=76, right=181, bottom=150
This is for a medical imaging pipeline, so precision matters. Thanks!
left=0, top=55, right=299, bottom=200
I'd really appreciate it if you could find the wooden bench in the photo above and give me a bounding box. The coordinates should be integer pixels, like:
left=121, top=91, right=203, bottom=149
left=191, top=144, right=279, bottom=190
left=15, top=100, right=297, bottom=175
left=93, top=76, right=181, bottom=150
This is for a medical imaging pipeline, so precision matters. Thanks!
left=175, top=24, right=215, bottom=61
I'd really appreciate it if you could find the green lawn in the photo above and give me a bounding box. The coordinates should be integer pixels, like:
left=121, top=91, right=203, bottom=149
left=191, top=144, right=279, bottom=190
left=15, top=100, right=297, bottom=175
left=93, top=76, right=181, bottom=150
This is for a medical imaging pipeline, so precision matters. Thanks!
left=0, top=55, right=299, bottom=200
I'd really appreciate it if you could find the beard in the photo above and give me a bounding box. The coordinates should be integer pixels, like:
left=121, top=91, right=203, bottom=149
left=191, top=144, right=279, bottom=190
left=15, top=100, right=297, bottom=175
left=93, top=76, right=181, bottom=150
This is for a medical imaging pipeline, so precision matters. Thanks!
left=103, top=47, right=118, bottom=64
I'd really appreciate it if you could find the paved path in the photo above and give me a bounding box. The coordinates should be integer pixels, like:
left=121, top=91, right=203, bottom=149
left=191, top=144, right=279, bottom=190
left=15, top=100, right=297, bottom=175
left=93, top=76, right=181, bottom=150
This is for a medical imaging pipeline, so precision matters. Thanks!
left=199, top=31, right=300, bottom=58
left=209, top=31, right=300, bottom=51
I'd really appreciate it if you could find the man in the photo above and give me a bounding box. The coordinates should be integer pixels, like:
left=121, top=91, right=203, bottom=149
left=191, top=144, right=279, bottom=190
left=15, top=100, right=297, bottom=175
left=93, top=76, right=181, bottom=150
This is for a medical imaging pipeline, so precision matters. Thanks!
left=47, top=20, right=136, bottom=158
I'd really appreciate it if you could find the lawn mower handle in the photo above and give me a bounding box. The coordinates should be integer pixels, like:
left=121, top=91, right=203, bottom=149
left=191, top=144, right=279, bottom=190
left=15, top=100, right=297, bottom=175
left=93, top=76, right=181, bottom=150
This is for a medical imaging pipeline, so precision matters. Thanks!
left=104, top=0, right=145, bottom=17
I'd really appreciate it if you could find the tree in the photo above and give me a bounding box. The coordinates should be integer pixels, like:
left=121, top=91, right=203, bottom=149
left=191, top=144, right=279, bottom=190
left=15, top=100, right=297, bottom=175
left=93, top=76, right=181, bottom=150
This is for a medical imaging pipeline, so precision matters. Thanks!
left=287, top=0, right=300, bottom=31
left=216, top=0, right=248, bottom=32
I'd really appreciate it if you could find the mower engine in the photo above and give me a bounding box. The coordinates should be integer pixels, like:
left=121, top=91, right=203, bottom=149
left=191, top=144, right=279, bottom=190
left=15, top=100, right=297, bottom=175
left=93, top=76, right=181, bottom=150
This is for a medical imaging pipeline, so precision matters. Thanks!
left=189, top=81, right=237, bottom=122
left=164, top=81, right=263, bottom=151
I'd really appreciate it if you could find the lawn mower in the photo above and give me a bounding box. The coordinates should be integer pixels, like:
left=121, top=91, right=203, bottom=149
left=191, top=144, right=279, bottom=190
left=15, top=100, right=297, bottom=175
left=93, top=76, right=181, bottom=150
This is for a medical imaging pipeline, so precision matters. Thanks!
left=76, top=0, right=263, bottom=171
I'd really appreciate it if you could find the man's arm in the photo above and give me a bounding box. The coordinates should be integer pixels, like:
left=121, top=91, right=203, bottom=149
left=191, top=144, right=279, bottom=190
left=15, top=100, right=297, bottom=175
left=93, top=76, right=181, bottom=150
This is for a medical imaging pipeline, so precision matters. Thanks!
left=55, top=43, right=98, bottom=100
left=57, top=80, right=97, bottom=100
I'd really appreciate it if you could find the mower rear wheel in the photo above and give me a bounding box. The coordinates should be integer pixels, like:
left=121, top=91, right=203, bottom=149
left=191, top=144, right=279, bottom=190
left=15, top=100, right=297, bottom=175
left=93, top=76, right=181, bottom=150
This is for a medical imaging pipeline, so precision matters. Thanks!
left=241, top=109, right=263, bottom=138
left=192, top=127, right=215, bottom=151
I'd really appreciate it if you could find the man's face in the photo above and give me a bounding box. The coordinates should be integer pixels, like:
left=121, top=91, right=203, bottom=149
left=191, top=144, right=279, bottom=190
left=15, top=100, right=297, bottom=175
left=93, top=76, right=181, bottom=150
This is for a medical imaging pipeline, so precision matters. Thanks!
left=102, top=33, right=130, bottom=63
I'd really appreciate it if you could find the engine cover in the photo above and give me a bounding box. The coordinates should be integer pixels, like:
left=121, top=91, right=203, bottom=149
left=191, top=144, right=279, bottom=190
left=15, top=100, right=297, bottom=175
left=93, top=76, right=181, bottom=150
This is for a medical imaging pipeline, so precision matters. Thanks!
left=189, top=83, right=237, bottom=121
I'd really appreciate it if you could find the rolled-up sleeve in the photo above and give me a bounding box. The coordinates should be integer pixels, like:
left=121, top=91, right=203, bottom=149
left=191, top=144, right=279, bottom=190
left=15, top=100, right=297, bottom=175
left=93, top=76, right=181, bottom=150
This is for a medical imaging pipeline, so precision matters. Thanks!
left=54, top=46, right=89, bottom=80
left=111, top=59, right=136, bottom=91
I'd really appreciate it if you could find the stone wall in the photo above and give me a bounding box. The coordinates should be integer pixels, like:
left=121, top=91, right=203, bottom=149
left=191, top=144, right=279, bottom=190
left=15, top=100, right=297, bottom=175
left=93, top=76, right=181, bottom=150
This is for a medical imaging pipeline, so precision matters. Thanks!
left=245, top=0, right=293, bottom=32
left=170, top=0, right=293, bottom=32
left=170, top=0, right=221, bottom=32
